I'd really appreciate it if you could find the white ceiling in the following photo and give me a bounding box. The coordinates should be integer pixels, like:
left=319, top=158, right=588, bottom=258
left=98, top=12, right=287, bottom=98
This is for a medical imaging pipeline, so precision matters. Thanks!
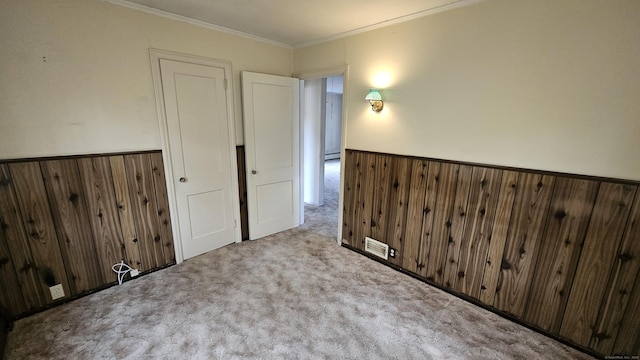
left=108, top=0, right=483, bottom=48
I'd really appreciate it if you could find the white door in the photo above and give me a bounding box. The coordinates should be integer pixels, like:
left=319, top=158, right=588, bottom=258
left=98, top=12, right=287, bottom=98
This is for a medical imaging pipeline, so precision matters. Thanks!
left=242, top=71, right=301, bottom=240
left=159, top=58, right=239, bottom=259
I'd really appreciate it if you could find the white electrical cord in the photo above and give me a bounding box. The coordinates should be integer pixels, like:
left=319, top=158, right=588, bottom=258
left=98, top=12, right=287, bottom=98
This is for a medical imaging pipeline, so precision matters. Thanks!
left=112, top=260, right=133, bottom=285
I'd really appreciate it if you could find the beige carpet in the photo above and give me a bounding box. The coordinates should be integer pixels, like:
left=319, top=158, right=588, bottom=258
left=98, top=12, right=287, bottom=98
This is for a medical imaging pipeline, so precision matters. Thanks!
left=4, top=160, right=593, bottom=359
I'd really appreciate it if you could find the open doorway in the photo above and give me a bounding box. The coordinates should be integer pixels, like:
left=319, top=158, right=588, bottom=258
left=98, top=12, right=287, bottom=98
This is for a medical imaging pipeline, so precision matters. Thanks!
left=301, top=74, right=344, bottom=240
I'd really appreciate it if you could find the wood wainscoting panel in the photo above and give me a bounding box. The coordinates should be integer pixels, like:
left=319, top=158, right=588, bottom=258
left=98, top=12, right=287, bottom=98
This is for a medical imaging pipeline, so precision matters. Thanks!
left=590, top=191, right=640, bottom=354
left=613, top=270, right=640, bottom=355
left=415, top=161, right=440, bottom=278
left=401, top=159, right=430, bottom=274
left=442, top=165, right=473, bottom=289
left=41, top=159, right=104, bottom=295
left=385, top=157, right=411, bottom=268
left=123, top=154, right=165, bottom=272
left=453, top=167, right=502, bottom=299
left=493, top=173, right=554, bottom=317
left=424, top=162, right=459, bottom=285
left=0, top=165, right=40, bottom=313
left=77, top=157, right=127, bottom=282
left=0, top=151, right=175, bottom=318
left=8, top=162, right=71, bottom=302
left=360, top=152, right=378, bottom=252
left=236, top=146, right=249, bottom=241
left=109, top=156, right=142, bottom=270
left=0, top=206, right=26, bottom=315
left=0, top=305, right=10, bottom=358
left=524, top=177, right=599, bottom=332
left=479, top=170, right=519, bottom=305
left=341, top=150, right=357, bottom=247
left=149, top=153, right=175, bottom=264
left=348, top=151, right=376, bottom=252
left=341, top=149, right=640, bottom=357
left=560, top=183, right=636, bottom=347
left=370, top=154, right=392, bottom=250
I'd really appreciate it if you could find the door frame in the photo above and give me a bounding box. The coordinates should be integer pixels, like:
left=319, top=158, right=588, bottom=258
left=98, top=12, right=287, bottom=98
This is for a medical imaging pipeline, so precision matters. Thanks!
left=149, top=49, right=242, bottom=263
left=294, top=65, right=349, bottom=245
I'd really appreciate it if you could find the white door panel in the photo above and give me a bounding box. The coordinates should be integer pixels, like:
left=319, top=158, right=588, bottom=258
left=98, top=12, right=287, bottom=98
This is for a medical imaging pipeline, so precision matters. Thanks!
left=242, top=72, right=301, bottom=240
left=187, top=190, right=227, bottom=238
left=257, top=181, right=294, bottom=223
left=252, top=83, right=294, bottom=170
left=159, top=58, right=237, bottom=259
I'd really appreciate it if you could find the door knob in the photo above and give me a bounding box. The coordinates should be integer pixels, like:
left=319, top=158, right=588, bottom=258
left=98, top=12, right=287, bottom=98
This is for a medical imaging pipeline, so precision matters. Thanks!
left=251, top=170, right=257, bottom=175
left=179, top=177, right=187, bottom=183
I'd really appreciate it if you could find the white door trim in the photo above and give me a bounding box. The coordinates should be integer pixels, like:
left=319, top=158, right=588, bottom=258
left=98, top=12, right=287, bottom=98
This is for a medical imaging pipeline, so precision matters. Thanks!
left=149, top=49, right=242, bottom=263
left=294, top=65, right=349, bottom=245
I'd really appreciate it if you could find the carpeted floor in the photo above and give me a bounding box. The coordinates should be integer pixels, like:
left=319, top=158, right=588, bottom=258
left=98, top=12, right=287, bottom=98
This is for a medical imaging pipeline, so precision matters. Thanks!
left=4, top=160, right=594, bottom=359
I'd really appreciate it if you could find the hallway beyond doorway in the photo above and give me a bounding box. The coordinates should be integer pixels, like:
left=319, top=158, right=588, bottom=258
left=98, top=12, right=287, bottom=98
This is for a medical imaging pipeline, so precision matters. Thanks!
left=301, top=160, right=339, bottom=239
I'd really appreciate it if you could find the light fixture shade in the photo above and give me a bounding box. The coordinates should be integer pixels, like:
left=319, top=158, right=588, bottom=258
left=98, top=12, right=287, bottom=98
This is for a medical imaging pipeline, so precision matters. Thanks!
left=365, top=89, right=384, bottom=112
left=364, top=89, right=382, bottom=101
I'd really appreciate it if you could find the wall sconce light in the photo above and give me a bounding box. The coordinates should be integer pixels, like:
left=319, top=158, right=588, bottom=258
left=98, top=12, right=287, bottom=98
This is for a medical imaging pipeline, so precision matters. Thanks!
left=365, top=89, right=383, bottom=112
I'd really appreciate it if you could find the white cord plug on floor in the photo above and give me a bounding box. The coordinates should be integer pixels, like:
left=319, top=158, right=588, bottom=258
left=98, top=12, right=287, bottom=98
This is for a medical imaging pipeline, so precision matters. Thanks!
left=112, top=260, right=133, bottom=285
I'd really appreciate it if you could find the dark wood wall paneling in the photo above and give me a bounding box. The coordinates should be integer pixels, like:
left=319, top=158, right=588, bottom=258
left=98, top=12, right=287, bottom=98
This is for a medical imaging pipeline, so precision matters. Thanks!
left=0, top=151, right=175, bottom=319
left=0, top=305, right=10, bottom=359
left=341, top=149, right=640, bottom=357
left=236, top=146, right=249, bottom=241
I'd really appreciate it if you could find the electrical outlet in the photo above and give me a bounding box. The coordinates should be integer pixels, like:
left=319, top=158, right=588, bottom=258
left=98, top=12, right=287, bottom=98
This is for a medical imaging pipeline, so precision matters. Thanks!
left=389, top=248, right=396, bottom=258
left=49, top=284, right=65, bottom=300
left=130, top=269, right=139, bottom=277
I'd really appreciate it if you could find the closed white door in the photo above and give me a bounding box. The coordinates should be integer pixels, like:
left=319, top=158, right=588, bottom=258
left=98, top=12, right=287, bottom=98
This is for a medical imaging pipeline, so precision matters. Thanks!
left=159, top=58, right=238, bottom=259
left=242, top=71, right=301, bottom=240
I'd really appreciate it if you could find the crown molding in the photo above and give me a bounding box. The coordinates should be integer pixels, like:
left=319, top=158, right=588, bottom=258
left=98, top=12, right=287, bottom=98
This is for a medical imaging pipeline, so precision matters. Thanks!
left=292, top=0, right=486, bottom=49
left=104, top=0, right=485, bottom=50
left=104, top=0, right=293, bottom=49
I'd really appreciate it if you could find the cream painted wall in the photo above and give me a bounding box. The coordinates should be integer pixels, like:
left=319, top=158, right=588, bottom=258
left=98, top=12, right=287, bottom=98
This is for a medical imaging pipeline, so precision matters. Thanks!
left=294, top=0, right=640, bottom=180
left=0, top=0, right=292, bottom=159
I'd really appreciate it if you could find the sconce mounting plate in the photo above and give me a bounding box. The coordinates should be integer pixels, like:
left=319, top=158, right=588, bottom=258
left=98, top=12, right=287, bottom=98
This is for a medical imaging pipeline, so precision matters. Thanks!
left=369, top=100, right=383, bottom=112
